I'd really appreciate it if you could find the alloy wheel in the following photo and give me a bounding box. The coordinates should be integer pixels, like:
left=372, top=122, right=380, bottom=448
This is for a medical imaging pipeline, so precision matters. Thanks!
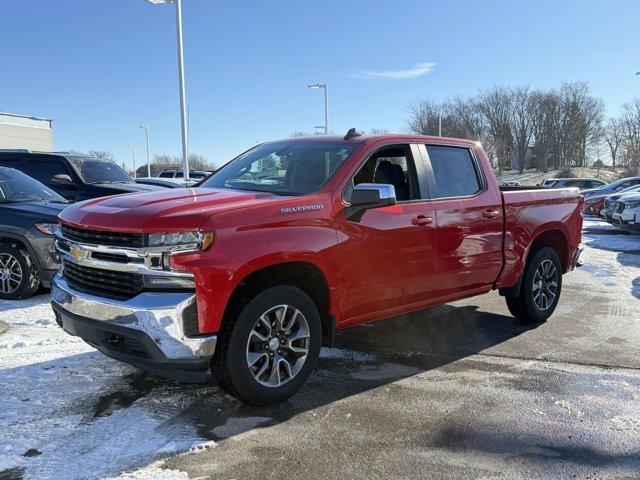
left=245, top=304, right=310, bottom=388
left=532, top=259, right=558, bottom=311
left=0, top=253, right=23, bottom=294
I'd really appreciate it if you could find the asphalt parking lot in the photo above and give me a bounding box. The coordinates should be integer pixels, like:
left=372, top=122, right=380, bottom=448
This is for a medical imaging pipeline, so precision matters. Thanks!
left=1, top=219, right=639, bottom=479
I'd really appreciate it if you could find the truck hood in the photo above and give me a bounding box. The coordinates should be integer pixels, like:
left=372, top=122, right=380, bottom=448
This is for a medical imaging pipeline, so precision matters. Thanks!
left=58, top=187, right=286, bottom=232
left=0, top=201, right=68, bottom=222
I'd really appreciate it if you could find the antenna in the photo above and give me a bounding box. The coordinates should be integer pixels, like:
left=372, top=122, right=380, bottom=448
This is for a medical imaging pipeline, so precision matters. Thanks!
left=344, top=128, right=362, bottom=140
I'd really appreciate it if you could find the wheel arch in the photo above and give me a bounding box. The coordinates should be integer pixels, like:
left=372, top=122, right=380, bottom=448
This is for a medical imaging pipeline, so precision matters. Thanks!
left=499, top=227, right=569, bottom=298
left=220, top=260, right=334, bottom=346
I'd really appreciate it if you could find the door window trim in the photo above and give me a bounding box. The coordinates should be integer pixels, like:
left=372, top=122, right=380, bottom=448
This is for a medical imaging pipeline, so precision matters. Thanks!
left=419, top=144, right=487, bottom=201
left=341, top=143, right=431, bottom=205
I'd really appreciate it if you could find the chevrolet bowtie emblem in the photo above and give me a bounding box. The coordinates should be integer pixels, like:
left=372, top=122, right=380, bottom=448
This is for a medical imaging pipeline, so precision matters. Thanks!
left=69, top=245, right=88, bottom=261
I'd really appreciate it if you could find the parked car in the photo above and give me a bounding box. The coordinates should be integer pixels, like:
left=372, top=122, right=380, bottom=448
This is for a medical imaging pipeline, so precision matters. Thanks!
left=600, top=185, right=640, bottom=222
left=0, top=167, right=69, bottom=299
left=542, top=178, right=606, bottom=191
left=135, top=177, right=190, bottom=189
left=500, top=180, right=521, bottom=187
left=0, top=150, right=161, bottom=202
left=154, top=169, right=211, bottom=183
left=582, top=177, right=640, bottom=216
left=539, top=179, right=557, bottom=187
left=611, top=193, right=640, bottom=234
left=51, top=132, right=583, bottom=405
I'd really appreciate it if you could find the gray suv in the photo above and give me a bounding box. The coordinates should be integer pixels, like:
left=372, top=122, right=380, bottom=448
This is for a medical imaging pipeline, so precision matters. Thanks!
left=0, top=167, right=68, bottom=299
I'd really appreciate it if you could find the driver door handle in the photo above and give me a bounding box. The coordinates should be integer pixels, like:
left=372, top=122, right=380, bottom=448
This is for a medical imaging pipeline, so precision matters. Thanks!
left=483, top=209, right=500, bottom=219
left=412, top=214, right=433, bottom=226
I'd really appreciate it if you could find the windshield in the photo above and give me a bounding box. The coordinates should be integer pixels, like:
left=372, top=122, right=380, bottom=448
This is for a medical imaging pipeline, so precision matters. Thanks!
left=201, top=141, right=357, bottom=196
left=67, top=157, right=134, bottom=184
left=0, top=168, right=67, bottom=203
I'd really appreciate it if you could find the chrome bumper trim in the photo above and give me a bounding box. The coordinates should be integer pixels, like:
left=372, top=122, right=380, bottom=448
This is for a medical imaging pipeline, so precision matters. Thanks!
left=51, top=273, right=216, bottom=360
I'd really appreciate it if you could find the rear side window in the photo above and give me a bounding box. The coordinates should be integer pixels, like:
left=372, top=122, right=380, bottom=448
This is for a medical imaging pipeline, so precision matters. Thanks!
left=0, top=158, right=21, bottom=168
left=426, top=146, right=482, bottom=198
left=159, top=172, right=174, bottom=178
left=26, top=159, right=68, bottom=184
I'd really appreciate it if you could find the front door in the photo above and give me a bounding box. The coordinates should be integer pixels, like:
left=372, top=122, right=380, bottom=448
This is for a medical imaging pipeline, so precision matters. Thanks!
left=336, top=144, right=437, bottom=323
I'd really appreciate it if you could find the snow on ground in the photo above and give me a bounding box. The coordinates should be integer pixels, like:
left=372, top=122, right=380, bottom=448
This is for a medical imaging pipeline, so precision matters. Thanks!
left=495, top=167, right=620, bottom=186
left=0, top=218, right=638, bottom=479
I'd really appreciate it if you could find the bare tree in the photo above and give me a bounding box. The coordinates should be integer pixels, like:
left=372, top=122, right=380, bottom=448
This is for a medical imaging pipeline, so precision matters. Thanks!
left=604, top=117, right=623, bottom=167
left=406, top=99, right=442, bottom=136
left=620, top=100, right=640, bottom=175
left=478, top=86, right=514, bottom=172
left=87, top=150, right=115, bottom=160
left=510, top=86, right=534, bottom=173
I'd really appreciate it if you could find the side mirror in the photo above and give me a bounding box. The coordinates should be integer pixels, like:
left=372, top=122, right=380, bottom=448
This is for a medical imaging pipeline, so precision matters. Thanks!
left=51, top=174, right=74, bottom=186
left=350, top=183, right=397, bottom=210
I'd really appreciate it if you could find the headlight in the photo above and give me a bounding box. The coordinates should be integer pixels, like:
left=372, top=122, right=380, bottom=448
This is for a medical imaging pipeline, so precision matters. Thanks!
left=143, top=275, right=195, bottom=290
left=35, top=223, right=58, bottom=235
left=147, top=231, right=214, bottom=251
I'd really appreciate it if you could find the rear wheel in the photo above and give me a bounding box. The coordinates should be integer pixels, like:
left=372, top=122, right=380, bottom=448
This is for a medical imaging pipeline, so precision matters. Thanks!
left=0, top=244, right=40, bottom=300
left=212, top=285, right=322, bottom=405
left=506, top=247, right=562, bottom=323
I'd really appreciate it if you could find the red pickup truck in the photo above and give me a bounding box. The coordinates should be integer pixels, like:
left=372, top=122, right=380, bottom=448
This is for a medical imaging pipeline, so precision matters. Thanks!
left=51, top=132, right=583, bottom=405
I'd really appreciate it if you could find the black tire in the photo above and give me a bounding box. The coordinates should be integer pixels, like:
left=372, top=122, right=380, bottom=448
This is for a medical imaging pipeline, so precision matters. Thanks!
left=212, top=285, right=322, bottom=405
left=506, top=247, right=562, bottom=323
left=0, top=243, right=40, bottom=300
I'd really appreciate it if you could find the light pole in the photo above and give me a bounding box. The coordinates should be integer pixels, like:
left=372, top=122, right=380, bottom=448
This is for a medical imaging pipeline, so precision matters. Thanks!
left=308, top=83, right=329, bottom=134
left=139, top=125, right=151, bottom=177
left=438, top=108, right=442, bottom=137
left=146, top=0, right=189, bottom=181
left=127, top=144, right=136, bottom=178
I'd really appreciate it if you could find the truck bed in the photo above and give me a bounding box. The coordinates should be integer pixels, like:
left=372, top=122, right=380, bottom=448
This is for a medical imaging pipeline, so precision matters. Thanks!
left=497, top=187, right=583, bottom=289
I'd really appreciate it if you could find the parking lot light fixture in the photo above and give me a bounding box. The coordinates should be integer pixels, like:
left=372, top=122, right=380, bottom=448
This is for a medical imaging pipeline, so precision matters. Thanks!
left=139, top=125, right=151, bottom=177
left=145, top=0, right=189, bottom=182
left=308, top=83, right=329, bottom=134
left=127, top=144, right=136, bottom=178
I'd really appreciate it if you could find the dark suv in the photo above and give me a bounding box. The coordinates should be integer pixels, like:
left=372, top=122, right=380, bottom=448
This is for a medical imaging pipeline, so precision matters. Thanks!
left=0, top=150, right=161, bottom=202
left=0, top=167, right=69, bottom=299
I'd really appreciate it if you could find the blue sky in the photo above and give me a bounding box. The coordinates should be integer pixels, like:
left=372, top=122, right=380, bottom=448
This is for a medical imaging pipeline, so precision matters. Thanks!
left=2, top=0, right=640, bottom=169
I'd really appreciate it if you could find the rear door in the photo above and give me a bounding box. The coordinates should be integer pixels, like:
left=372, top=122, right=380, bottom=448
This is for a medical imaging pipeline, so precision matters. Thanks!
left=419, top=144, right=503, bottom=298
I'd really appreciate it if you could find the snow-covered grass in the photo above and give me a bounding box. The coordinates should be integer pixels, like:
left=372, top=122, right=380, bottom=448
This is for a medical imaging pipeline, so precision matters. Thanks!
left=496, top=167, right=621, bottom=186
left=0, top=218, right=638, bottom=479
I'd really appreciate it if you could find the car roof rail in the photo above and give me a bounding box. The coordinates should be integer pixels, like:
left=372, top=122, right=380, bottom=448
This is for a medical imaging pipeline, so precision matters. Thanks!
left=0, top=148, right=30, bottom=153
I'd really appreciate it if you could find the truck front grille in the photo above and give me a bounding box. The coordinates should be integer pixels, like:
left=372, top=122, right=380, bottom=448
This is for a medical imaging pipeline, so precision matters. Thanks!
left=616, top=202, right=626, bottom=214
left=60, top=224, right=144, bottom=249
left=62, top=260, right=144, bottom=300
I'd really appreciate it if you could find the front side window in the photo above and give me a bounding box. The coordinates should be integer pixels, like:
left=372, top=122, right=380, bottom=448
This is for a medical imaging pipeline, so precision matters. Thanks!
left=426, top=146, right=482, bottom=198
left=67, top=157, right=133, bottom=184
left=26, top=159, right=68, bottom=184
left=159, top=171, right=174, bottom=178
left=349, top=146, right=418, bottom=202
left=201, top=141, right=357, bottom=196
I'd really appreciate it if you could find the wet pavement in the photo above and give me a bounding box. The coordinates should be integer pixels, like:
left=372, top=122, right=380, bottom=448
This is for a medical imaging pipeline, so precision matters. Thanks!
left=161, top=221, right=640, bottom=479
left=1, top=220, right=639, bottom=479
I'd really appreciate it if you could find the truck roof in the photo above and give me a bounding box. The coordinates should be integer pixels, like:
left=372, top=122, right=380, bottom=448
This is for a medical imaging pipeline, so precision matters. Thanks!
left=270, top=133, right=479, bottom=147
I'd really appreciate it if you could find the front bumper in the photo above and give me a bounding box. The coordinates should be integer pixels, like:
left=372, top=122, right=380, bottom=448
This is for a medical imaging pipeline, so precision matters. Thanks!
left=51, top=273, right=216, bottom=382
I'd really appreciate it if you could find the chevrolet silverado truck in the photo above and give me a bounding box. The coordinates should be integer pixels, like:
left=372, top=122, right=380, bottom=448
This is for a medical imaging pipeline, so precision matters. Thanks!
left=51, top=132, right=583, bottom=405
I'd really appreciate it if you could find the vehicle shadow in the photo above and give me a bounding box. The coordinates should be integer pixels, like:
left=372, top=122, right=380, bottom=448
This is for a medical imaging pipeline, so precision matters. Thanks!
left=0, top=302, right=537, bottom=480
left=184, top=304, right=536, bottom=440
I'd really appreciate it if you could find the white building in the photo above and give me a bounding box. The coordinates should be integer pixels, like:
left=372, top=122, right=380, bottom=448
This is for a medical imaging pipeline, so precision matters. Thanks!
left=0, top=112, right=53, bottom=151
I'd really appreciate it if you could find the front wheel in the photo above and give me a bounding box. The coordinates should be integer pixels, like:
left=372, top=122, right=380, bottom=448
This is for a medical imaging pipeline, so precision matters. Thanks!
left=506, top=247, right=562, bottom=323
left=212, top=285, right=322, bottom=405
left=0, top=244, right=40, bottom=300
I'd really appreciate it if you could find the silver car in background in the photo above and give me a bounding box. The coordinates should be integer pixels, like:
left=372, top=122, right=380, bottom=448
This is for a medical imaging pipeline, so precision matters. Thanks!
left=600, top=185, right=640, bottom=222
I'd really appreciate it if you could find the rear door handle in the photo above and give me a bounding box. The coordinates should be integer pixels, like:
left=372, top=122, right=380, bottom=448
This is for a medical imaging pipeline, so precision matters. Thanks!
left=412, top=214, right=433, bottom=226
left=482, top=209, right=500, bottom=219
